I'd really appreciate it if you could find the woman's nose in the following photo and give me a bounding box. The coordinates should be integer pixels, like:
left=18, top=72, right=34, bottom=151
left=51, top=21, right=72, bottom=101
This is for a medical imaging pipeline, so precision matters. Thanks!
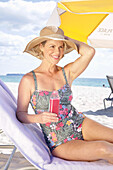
left=54, top=47, right=60, bottom=54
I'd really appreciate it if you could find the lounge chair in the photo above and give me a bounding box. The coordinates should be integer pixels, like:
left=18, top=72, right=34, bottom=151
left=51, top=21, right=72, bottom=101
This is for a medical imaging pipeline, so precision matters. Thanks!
left=0, top=80, right=17, bottom=170
left=0, top=142, right=16, bottom=170
left=103, top=76, right=113, bottom=109
left=0, top=79, right=113, bottom=170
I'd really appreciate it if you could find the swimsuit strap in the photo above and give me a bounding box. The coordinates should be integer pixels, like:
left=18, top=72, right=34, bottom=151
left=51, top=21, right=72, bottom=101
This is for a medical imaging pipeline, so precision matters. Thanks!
left=32, top=71, right=37, bottom=90
left=62, top=67, right=68, bottom=84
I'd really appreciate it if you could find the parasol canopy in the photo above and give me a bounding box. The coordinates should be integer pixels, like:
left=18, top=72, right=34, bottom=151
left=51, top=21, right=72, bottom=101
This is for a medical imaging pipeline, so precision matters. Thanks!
left=47, top=0, right=113, bottom=48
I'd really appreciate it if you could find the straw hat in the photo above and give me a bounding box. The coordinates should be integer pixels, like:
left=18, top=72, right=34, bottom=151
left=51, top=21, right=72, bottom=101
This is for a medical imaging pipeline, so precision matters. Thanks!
left=24, top=26, right=78, bottom=60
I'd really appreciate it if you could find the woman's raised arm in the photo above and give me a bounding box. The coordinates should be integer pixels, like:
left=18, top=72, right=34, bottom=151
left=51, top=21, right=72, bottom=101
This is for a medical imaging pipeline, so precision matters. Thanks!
left=65, top=36, right=95, bottom=82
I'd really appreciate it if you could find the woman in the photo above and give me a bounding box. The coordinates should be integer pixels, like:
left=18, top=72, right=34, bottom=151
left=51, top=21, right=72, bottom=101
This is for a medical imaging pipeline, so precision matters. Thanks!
left=16, top=26, right=113, bottom=164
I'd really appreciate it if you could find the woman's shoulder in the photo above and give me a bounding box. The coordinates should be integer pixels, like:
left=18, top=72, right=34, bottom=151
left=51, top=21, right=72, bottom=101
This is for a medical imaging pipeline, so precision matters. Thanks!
left=19, top=71, right=34, bottom=86
left=17, top=72, right=34, bottom=97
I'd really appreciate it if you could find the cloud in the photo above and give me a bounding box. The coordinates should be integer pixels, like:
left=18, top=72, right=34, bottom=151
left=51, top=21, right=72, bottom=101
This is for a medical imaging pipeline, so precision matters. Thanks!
left=0, top=31, right=26, bottom=59
left=0, top=0, right=113, bottom=78
left=0, top=0, right=57, bottom=36
left=0, top=0, right=57, bottom=74
left=80, top=48, right=113, bottom=78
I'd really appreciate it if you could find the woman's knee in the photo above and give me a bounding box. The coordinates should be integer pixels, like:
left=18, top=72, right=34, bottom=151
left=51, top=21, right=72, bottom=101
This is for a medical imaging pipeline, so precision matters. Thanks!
left=97, top=141, right=113, bottom=158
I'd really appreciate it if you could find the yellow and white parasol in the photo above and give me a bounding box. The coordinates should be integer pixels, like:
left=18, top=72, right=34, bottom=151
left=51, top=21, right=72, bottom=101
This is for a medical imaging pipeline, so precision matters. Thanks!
left=47, top=0, right=113, bottom=48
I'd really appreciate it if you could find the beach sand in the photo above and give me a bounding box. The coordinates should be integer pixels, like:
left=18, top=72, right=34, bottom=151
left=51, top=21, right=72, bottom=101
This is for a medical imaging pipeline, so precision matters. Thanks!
left=0, top=82, right=113, bottom=169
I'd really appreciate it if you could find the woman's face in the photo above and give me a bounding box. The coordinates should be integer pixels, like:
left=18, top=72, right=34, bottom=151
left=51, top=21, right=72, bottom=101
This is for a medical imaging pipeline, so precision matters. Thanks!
left=40, top=39, right=64, bottom=64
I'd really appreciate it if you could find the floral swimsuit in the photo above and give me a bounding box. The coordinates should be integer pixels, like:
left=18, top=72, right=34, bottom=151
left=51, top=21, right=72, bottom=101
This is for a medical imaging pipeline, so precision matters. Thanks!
left=30, top=67, right=85, bottom=152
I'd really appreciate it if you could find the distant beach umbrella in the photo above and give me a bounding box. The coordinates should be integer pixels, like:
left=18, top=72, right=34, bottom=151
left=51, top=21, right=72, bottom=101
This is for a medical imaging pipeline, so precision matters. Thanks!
left=47, top=0, right=113, bottom=48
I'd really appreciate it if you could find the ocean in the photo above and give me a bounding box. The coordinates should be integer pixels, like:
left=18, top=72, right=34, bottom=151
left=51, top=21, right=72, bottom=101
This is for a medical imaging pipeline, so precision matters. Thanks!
left=0, top=75, right=109, bottom=88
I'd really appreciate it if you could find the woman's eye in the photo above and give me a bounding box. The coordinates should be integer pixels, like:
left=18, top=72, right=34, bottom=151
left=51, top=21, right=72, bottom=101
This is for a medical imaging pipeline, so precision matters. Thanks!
left=50, top=45, right=55, bottom=48
left=60, top=46, right=63, bottom=48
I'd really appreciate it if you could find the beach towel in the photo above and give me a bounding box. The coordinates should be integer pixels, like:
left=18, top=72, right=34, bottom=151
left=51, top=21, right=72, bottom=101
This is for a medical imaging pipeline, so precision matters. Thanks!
left=0, top=79, right=113, bottom=170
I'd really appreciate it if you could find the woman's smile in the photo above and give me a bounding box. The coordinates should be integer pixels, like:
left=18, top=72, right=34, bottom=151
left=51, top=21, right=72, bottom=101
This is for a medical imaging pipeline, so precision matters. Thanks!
left=51, top=55, right=60, bottom=60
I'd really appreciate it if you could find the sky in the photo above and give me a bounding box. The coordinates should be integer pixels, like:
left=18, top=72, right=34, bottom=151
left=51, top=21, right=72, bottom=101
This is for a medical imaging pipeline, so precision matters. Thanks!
left=0, top=0, right=113, bottom=78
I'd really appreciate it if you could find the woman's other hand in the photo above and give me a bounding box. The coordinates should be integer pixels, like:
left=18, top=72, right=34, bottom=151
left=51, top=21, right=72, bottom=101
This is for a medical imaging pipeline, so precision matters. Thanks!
left=37, top=111, right=58, bottom=124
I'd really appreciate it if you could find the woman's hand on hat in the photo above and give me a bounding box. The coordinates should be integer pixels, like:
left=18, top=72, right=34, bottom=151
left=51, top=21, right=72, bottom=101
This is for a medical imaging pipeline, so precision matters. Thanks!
left=37, top=111, right=59, bottom=124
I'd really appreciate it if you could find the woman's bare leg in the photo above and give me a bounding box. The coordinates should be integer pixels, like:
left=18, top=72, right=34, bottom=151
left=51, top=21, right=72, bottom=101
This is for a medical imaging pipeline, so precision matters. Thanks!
left=82, top=117, right=113, bottom=143
left=52, top=117, right=113, bottom=163
left=52, top=140, right=113, bottom=163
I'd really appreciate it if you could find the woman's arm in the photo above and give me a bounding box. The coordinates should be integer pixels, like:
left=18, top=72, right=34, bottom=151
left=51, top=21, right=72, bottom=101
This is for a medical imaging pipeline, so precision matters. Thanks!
left=65, top=36, right=95, bottom=83
left=16, top=74, right=37, bottom=123
left=16, top=74, right=58, bottom=124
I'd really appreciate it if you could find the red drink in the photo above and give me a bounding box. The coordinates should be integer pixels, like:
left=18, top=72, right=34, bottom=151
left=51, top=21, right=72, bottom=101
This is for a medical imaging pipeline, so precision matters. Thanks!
left=49, top=98, right=60, bottom=115
left=49, top=91, right=60, bottom=115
